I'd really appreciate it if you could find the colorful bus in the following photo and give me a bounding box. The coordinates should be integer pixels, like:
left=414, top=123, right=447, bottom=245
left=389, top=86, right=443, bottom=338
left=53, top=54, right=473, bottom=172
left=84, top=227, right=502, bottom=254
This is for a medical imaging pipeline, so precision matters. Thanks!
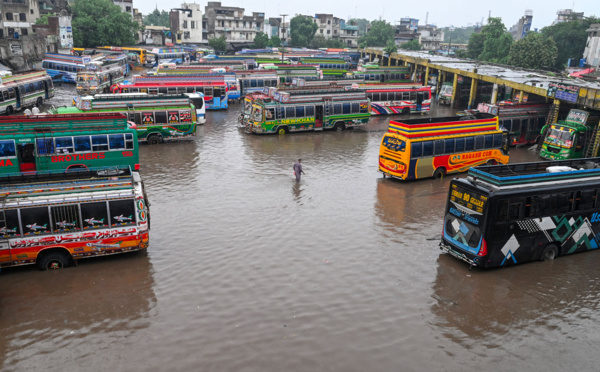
left=360, top=85, right=432, bottom=115
left=440, top=157, right=600, bottom=268
left=52, top=93, right=202, bottom=144
left=476, top=103, right=550, bottom=146
left=149, top=48, right=187, bottom=66
left=0, top=167, right=149, bottom=270
left=41, top=53, right=104, bottom=84
left=540, top=109, right=600, bottom=160
left=236, top=73, right=279, bottom=96
left=111, top=80, right=228, bottom=110
left=76, top=63, right=125, bottom=95
left=103, top=54, right=131, bottom=75
left=135, top=73, right=240, bottom=101
left=0, top=113, right=139, bottom=174
left=96, top=46, right=149, bottom=65
left=353, top=66, right=412, bottom=83
left=244, top=88, right=371, bottom=134
left=378, top=113, right=510, bottom=180
left=0, top=71, right=55, bottom=115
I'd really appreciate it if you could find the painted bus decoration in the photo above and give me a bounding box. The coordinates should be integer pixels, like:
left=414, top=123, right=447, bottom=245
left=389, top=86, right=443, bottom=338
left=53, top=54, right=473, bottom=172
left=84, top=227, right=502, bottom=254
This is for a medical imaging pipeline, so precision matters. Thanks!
left=0, top=71, right=54, bottom=115
left=76, top=63, right=125, bottom=95
left=358, top=85, right=431, bottom=115
left=440, top=158, right=600, bottom=268
left=378, top=113, right=510, bottom=180
left=53, top=93, right=203, bottom=144
left=0, top=167, right=149, bottom=270
left=0, top=113, right=139, bottom=175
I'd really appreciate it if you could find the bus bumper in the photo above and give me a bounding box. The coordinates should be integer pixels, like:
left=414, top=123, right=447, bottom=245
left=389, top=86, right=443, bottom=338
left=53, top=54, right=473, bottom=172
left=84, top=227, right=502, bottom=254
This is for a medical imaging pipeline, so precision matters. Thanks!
left=439, top=241, right=478, bottom=267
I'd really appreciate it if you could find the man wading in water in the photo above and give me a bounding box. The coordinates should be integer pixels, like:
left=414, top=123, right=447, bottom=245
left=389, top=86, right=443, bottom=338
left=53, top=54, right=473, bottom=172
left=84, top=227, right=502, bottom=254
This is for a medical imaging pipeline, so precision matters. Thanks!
left=293, top=159, right=305, bottom=182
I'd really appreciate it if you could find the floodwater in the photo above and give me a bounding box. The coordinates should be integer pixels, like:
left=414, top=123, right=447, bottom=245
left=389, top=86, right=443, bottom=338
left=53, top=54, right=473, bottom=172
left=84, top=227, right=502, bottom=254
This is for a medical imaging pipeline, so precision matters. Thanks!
left=2, top=87, right=600, bottom=371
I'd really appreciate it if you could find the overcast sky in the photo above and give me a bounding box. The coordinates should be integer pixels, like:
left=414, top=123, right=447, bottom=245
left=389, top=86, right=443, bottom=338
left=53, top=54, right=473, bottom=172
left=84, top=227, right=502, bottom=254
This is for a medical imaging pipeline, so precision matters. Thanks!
left=140, top=0, right=598, bottom=29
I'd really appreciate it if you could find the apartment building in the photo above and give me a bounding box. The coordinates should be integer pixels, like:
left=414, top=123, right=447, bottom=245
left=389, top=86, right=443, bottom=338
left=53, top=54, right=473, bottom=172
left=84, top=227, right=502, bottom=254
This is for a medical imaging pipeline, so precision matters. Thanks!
left=204, top=2, right=264, bottom=42
left=171, top=3, right=203, bottom=43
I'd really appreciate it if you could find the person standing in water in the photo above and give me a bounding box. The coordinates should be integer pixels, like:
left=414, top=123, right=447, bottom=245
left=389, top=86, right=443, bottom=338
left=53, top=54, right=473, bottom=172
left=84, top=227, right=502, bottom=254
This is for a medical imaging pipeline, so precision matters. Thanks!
left=293, top=159, right=305, bottom=182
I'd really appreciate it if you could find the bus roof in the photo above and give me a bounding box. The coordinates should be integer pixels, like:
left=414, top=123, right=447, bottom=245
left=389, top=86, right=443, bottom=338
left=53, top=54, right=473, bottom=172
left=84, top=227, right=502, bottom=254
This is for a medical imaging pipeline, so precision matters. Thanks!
left=118, top=80, right=226, bottom=88
left=0, top=70, right=49, bottom=86
left=467, top=157, right=600, bottom=188
left=388, top=113, right=499, bottom=139
left=0, top=113, right=129, bottom=133
left=76, top=94, right=196, bottom=110
left=258, top=90, right=367, bottom=104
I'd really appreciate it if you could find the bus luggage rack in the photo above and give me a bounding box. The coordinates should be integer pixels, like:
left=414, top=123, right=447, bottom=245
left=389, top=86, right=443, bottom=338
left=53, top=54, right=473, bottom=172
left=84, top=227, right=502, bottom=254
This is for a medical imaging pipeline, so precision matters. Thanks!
left=468, top=157, right=600, bottom=187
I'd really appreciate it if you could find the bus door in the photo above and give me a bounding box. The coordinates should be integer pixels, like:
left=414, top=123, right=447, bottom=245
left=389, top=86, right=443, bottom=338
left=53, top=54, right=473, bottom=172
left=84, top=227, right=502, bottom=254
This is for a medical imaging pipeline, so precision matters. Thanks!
left=315, top=105, right=324, bottom=128
left=416, top=92, right=424, bottom=112
left=15, top=86, right=24, bottom=108
left=17, top=143, right=36, bottom=172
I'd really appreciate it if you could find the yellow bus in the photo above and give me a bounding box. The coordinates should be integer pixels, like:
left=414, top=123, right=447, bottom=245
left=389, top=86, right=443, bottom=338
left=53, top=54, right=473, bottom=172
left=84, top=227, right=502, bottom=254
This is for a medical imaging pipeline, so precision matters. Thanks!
left=378, top=113, right=510, bottom=180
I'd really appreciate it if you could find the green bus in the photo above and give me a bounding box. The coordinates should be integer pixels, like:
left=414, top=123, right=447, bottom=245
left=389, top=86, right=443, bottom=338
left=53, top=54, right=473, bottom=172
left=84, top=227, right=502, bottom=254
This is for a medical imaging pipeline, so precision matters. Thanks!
left=0, top=113, right=139, bottom=175
left=540, top=109, right=600, bottom=160
left=243, top=88, right=371, bottom=134
left=52, top=93, right=203, bottom=145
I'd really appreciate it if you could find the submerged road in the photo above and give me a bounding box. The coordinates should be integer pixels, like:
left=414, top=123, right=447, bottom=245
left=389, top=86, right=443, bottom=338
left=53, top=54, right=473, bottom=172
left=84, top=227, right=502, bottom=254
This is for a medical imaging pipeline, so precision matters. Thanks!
left=1, top=86, right=598, bottom=372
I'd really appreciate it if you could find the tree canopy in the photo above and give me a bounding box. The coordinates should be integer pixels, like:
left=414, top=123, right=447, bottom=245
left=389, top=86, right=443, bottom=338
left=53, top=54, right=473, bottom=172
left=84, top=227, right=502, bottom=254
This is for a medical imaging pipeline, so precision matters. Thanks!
left=290, top=15, right=318, bottom=47
left=399, top=40, right=420, bottom=51
left=72, top=0, right=138, bottom=48
left=310, top=35, right=345, bottom=49
left=508, top=33, right=558, bottom=70
left=144, top=9, right=170, bottom=28
left=208, top=36, right=227, bottom=52
left=35, top=13, right=56, bottom=25
left=267, top=35, right=282, bottom=47
left=359, top=20, right=394, bottom=47
left=464, top=17, right=512, bottom=64
left=541, top=17, right=600, bottom=70
left=384, top=39, right=398, bottom=54
left=253, top=32, right=269, bottom=48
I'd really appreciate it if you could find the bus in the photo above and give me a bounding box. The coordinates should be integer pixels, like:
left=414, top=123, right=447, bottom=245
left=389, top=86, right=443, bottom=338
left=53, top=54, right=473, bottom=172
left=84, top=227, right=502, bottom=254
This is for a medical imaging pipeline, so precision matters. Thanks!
left=103, top=54, right=131, bottom=75
left=360, top=85, right=432, bottom=115
left=352, top=66, right=412, bottom=83
left=76, top=63, right=125, bottom=95
left=149, top=48, right=187, bottom=66
left=0, top=167, right=150, bottom=270
left=540, top=109, right=600, bottom=160
left=440, top=157, right=600, bottom=268
left=53, top=93, right=203, bottom=144
left=111, top=80, right=228, bottom=110
left=244, top=88, right=371, bottom=134
left=378, top=113, right=510, bottom=180
left=96, top=46, right=149, bottom=66
left=41, top=53, right=104, bottom=84
left=476, top=102, right=550, bottom=146
left=0, top=71, right=55, bottom=115
left=236, top=73, right=279, bottom=96
left=135, top=73, right=240, bottom=101
left=0, top=113, right=139, bottom=174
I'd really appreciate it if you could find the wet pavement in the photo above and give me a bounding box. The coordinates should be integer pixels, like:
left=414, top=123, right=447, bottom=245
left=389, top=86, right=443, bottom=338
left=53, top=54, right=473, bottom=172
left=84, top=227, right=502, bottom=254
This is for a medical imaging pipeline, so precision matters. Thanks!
left=1, top=86, right=598, bottom=372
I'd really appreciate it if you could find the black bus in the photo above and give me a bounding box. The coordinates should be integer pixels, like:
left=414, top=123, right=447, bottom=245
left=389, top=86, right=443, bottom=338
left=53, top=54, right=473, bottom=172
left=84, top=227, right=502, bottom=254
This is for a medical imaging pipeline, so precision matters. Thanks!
left=440, top=158, right=600, bottom=268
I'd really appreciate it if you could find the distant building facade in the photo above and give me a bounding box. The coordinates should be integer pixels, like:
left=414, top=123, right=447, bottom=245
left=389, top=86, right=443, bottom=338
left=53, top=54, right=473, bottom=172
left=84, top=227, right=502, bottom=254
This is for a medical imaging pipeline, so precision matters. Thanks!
left=170, top=3, right=203, bottom=43
left=113, top=0, right=134, bottom=18
left=418, top=25, right=443, bottom=51
left=339, top=20, right=359, bottom=47
left=510, top=10, right=533, bottom=40
left=552, top=9, right=584, bottom=25
left=583, top=24, right=600, bottom=67
left=204, top=2, right=264, bottom=43
left=0, top=0, right=41, bottom=39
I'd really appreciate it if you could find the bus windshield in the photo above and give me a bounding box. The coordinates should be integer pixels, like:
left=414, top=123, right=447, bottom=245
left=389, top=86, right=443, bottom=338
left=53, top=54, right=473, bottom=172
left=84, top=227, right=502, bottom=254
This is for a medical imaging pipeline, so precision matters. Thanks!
left=546, top=127, right=574, bottom=147
left=444, top=183, right=487, bottom=251
left=439, top=85, right=452, bottom=96
left=252, top=106, right=263, bottom=122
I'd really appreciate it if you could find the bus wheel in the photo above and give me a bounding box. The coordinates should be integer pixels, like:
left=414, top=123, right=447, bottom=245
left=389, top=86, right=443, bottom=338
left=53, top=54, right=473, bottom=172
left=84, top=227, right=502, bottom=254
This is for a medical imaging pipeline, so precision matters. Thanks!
left=276, top=126, right=288, bottom=135
left=540, top=244, right=559, bottom=261
left=37, top=251, right=71, bottom=270
left=148, top=135, right=162, bottom=145
left=402, top=108, right=410, bottom=115
left=486, top=159, right=498, bottom=165
left=6, top=105, right=13, bottom=115
left=36, top=97, right=43, bottom=107
left=334, top=122, right=345, bottom=131
left=433, top=168, right=446, bottom=179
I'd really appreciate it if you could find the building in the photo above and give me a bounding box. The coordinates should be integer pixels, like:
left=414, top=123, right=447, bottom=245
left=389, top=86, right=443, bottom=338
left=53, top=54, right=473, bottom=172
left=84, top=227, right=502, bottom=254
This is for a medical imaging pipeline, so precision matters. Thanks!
left=170, top=3, right=203, bottom=43
left=313, top=14, right=340, bottom=40
left=0, top=0, right=41, bottom=39
left=32, top=9, right=73, bottom=54
left=267, top=17, right=289, bottom=42
left=204, top=2, right=264, bottom=45
left=552, top=9, right=584, bottom=25
left=113, top=0, right=134, bottom=18
left=583, top=24, right=600, bottom=67
left=133, top=8, right=143, bottom=43
left=339, top=20, right=359, bottom=47
left=143, top=25, right=171, bottom=45
left=418, top=25, right=443, bottom=51
left=510, top=10, right=533, bottom=40
left=393, top=22, right=419, bottom=47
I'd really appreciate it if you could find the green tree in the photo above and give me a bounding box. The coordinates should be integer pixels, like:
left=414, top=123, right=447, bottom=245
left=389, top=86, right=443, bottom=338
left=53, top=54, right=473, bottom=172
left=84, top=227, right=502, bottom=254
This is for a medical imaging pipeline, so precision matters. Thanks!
left=144, top=9, right=170, bottom=28
left=290, top=15, right=318, bottom=47
left=253, top=32, right=269, bottom=48
left=309, top=35, right=345, bottom=49
left=399, top=39, right=420, bottom=51
left=72, top=0, right=138, bottom=48
left=466, top=32, right=485, bottom=59
left=348, top=18, right=369, bottom=36
left=541, top=17, right=600, bottom=70
left=35, top=13, right=56, bottom=25
left=267, top=35, right=282, bottom=47
left=208, top=36, right=227, bottom=52
left=508, top=33, right=558, bottom=69
left=358, top=20, right=394, bottom=47
left=384, top=39, right=398, bottom=54
left=478, top=17, right=513, bottom=64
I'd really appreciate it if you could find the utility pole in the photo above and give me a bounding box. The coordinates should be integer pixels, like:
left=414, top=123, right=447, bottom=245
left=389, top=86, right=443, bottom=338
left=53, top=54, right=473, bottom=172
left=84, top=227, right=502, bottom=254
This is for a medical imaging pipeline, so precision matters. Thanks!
left=280, top=14, right=288, bottom=63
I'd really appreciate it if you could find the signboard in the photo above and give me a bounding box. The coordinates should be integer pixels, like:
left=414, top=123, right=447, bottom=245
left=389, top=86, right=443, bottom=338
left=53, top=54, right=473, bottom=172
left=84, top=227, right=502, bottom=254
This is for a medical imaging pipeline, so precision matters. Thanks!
left=9, top=44, right=22, bottom=56
left=547, top=82, right=580, bottom=103
left=565, top=109, right=589, bottom=125
left=450, top=184, right=488, bottom=215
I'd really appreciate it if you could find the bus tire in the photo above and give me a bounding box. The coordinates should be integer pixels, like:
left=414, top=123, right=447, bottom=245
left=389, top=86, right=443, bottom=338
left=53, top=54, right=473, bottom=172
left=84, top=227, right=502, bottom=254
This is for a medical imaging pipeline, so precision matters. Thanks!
left=36, top=97, right=43, bottom=107
left=486, top=159, right=498, bottom=166
left=402, top=107, right=410, bottom=115
left=540, top=244, right=559, bottom=261
left=276, top=126, right=288, bottom=135
left=148, top=135, right=162, bottom=145
left=334, top=122, right=345, bottom=131
left=6, top=105, right=13, bottom=115
left=433, top=167, right=446, bottom=179
left=37, top=250, right=71, bottom=270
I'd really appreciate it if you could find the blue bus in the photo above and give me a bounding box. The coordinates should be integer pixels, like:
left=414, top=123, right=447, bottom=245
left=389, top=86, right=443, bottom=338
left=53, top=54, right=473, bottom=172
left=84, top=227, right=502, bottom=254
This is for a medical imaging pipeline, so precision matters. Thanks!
left=41, top=53, right=101, bottom=84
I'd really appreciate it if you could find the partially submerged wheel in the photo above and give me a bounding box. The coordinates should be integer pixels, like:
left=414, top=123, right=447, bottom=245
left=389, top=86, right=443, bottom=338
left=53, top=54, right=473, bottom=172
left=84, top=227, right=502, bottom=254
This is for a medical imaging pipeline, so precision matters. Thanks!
left=36, top=97, right=43, bottom=107
left=402, top=107, right=410, bottom=115
left=276, top=126, right=288, bottom=135
left=486, top=159, right=498, bottom=166
left=433, top=167, right=446, bottom=179
left=334, top=122, right=345, bottom=131
left=37, top=251, right=71, bottom=270
left=6, top=105, right=14, bottom=115
left=148, top=135, right=162, bottom=145
left=540, top=244, right=559, bottom=261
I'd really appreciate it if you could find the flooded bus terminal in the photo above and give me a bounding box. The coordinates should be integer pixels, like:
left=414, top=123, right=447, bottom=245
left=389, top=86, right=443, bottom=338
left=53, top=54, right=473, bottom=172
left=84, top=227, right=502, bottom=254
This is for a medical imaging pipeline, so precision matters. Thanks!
left=2, top=85, right=600, bottom=371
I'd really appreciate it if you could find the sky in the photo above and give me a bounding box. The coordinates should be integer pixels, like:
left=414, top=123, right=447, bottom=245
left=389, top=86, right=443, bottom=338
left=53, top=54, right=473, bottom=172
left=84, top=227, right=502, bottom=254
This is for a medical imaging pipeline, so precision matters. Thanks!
left=139, top=0, right=598, bottom=29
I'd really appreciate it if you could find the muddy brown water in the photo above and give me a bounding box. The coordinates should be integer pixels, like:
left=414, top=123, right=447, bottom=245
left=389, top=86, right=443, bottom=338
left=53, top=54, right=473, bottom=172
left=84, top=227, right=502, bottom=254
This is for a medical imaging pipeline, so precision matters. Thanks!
left=2, top=87, right=599, bottom=371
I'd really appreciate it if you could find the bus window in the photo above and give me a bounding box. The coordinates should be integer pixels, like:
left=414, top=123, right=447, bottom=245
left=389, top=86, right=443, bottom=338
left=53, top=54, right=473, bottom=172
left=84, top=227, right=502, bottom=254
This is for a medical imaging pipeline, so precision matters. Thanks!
left=423, top=141, right=433, bottom=156
left=285, top=107, right=295, bottom=118
left=21, top=207, right=52, bottom=235
left=109, top=200, right=136, bottom=227
left=445, top=138, right=455, bottom=153
left=455, top=137, right=465, bottom=152
left=55, top=137, right=74, bottom=153
left=108, top=134, right=126, bottom=150
left=74, top=136, right=91, bottom=152
left=475, top=136, right=484, bottom=150
left=36, top=138, right=55, bottom=155
left=411, top=142, right=423, bottom=158
left=51, top=204, right=81, bottom=233
left=434, top=140, right=444, bottom=155
left=342, top=103, right=351, bottom=114
left=155, top=112, right=167, bottom=123
left=3, top=210, right=21, bottom=237
left=91, top=135, right=109, bottom=151
left=465, top=137, right=475, bottom=151
left=295, top=106, right=304, bottom=117
left=493, top=134, right=503, bottom=148
left=334, top=104, right=342, bottom=115
left=159, top=87, right=168, bottom=94
left=80, top=201, right=109, bottom=229
left=484, top=135, right=493, bottom=149
left=0, top=140, right=16, bottom=157
left=508, top=201, right=522, bottom=221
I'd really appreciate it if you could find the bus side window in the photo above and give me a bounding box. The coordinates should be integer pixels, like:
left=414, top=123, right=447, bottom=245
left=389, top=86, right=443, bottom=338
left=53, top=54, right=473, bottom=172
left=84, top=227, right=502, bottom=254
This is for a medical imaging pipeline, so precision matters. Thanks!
left=51, top=205, right=81, bottom=232
left=455, top=137, right=465, bottom=152
left=36, top=138, right=55, bottom=155
left=342, top=103, right=350, bottom=114
left=509, top=201, right=522, bottom=221
left=306, top=106, right=315, bottom=116
left=411, top=142, right=423, bottom=158
left=3, top=210, right=21, bottom=237
left=434, top=140, right=444, bottom=156
left=444, top=138, right=455, bottom=154
left=80, top=201, right=109, bottom=229
left=556, top=192, right=573, bottom=213
left=422, top=141, right=433, bottom=157
left=74, top=136, right=91, bottom=152
left=155, top=112, right=167, bottom=124
left=333, top=104, right=342, bottom=115
left=109, top=200, right=136, bottom=227
left=496, top=199, right=508, bottom=222
left=0, top=140, right=16, bottom=157
left=91, top=135, right=109, bottom=151
left=475, top=136, right=484, bottom=150
left=484, top=135, right=494, bottom=149
left=55, top=137, right=74, bottom=153
left=296, top=106, right=305, bottom=117
left=125, top=133, right=134, bottom=149
left=285, top=106, right=295, bottom=118
left=493, top=134, right=503, bottom=148
left=159, top=87, right=168, bottom=94
left=21, top=207, right=52, bottom=236
left=108, top=134, right=126, bottom=150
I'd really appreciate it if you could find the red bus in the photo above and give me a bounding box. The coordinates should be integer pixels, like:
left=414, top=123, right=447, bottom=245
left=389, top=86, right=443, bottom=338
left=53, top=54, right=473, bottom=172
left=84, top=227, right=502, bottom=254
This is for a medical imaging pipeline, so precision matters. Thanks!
left=112, top=80, right=228, bottom=110
left=358, top=84, right=432, bottom=115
